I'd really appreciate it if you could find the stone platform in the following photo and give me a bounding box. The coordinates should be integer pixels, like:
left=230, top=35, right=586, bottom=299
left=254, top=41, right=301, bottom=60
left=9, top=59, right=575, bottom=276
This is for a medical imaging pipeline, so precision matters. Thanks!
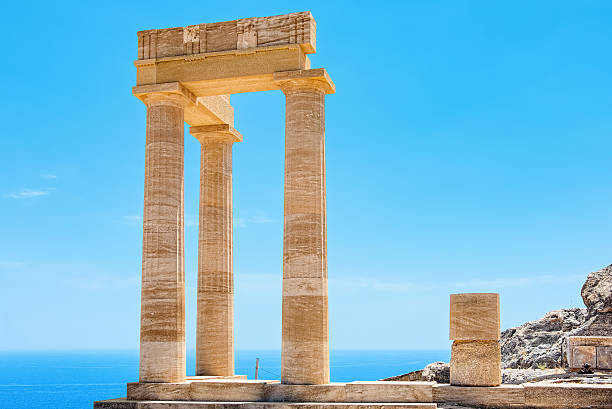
left=95, top=379, right=612, bottom=409
left=95, top=401, right=436, bottom=409
left=124, top=380, right=434, bottom=403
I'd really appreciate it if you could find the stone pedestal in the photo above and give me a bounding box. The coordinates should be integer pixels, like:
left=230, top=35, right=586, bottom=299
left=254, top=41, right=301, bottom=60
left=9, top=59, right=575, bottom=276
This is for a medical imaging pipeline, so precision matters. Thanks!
left=139, top=93, right=189, bottom=383
left=191, top=124, right=242, bottom=376
left=450, top=340, right=502, bottom=386
left=277, top=75, right=333, bottom=385
left=449, top=293, right=501, bottom=387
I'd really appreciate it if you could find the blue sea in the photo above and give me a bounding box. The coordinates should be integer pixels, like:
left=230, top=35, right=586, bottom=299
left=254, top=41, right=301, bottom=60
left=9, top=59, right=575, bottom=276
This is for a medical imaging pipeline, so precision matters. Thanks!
left=0, top=350, right=449, bottom=409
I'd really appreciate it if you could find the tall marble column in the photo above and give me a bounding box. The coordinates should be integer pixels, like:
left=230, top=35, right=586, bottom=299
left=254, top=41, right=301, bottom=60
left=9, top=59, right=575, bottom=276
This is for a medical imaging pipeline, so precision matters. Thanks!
left=190, top=124, right=242, bottom=376
left=278, top=76, right=332, bottom=385
left=139, top=93, right=188, bottom=383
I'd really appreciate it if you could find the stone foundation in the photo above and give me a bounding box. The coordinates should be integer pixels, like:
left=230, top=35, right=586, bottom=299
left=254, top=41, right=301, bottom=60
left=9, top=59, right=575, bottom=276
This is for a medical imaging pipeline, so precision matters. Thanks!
left=125, top=380, right=434, bottom=403
left=94, top=380, right=612, bottom=409
left=95, top=401, right=436, bottom=409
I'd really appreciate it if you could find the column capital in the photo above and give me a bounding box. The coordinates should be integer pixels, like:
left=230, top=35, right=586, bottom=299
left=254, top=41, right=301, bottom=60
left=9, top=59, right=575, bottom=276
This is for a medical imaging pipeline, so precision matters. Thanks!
left=190, top=124, right=243, bottom=144
left=133, top=82, right=195, bottom=108
left=274, top=68, right=335, bottom=95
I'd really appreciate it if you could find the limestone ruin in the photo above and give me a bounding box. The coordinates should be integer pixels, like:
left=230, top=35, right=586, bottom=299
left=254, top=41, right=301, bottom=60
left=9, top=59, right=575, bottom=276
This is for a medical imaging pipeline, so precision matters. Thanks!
left=95, top=11, right=612, bottom=409
left=132, top=11, right=333, bottom=386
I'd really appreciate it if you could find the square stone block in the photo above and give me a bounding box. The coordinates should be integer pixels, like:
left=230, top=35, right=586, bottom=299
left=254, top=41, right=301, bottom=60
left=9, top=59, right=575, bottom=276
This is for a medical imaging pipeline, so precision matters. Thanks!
left=596, top=346, right=612, bottom=370
left=450, top=340, right=501, bottom=386
left=523, top=383, right=612, bottom=408
left=433, top=384, right=525, bottom=407
left=344, top=381, right=434, bottom=403
left=570, top=345, right=596, bottom=370
left=450, top=293, right=500, bottom=341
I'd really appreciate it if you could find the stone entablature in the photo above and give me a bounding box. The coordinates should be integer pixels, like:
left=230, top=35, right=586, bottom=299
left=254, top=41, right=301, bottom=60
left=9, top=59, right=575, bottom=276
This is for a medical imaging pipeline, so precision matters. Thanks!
left=133, top=13, right=331, bottom=97
left=567, top=336, right=612, bottom=370
left=137, top=12, right=315, bottom=60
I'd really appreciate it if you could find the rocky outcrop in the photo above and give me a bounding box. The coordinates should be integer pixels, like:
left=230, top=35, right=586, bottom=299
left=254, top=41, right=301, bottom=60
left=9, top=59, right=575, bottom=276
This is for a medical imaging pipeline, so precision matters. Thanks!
left=501, top=368, right=563, bottom=384
left=581, top=264, right=612, bottom=315
left=381, top=361, right=449, bottom=383
left=500, top=264, right=611, bottom=369
left=381, top=361, right=450, bottom=383
left=422, top=361, right=450, bottom=383
left=500, top=309, right=587, bottom=369
left=390, top=362, right=563, bottom=385
left=575, top=264, right=612, bottom=337
left=571, top=313, right=612, bottom=336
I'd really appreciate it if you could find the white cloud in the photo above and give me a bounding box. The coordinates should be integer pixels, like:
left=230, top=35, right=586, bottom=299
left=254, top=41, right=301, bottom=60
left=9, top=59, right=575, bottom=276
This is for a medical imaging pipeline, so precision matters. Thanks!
left=450, top=274, right=584, bottom=291
left=40, top=174, right=57, bottom=180
left=6, top=189, right=49, bottom=199
left=123, top=215, right=143, bottom=226
left=235, top=273, right=281, bottom=293
left=325, top=273, right=585, bottom=295
left=66, top=275, right=139, bottom=290
left=250, top=215, right=275, bottom=224
left=0, top=261, right=24, bottom=269
left=232, top=215, right=275, bottom=228
left=330, top=277, right=435, bottom=293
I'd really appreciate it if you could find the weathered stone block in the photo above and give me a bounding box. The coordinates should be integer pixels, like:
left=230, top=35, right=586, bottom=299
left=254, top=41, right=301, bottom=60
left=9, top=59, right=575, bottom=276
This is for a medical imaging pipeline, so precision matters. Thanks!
left=450, top=340, right=501, bottom=386
left=127, top=382, right=189, bottom=400
left=191, top=380, right=269, bottom=401
left=523, top=383, right=612, bottom=408
left=570, top=345, right=596, bottom=369
left=596, top=346, right=612, bottom=369
left=344, top=381, right=434, bottom=403
left=450, top=293, right=500, bottom=341
left=432, top=384, right=525, bottom=407
left=265, top=383, right=345, bottom=402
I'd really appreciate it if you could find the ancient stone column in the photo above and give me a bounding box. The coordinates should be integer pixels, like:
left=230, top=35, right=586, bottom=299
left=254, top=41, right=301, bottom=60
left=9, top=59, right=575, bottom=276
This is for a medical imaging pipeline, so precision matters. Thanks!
left=190, top=125, right=242, bottom=376
left=278, top=75, right=333, bottom=385
left=138, top=92, right=189, bottom=383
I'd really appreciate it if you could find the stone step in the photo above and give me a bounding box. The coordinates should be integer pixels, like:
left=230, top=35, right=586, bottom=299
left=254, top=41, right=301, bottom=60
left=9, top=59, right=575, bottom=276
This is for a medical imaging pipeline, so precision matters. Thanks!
left=94, top=399, right=437, bottom=409
left=126, top=380, right=434, bottom=403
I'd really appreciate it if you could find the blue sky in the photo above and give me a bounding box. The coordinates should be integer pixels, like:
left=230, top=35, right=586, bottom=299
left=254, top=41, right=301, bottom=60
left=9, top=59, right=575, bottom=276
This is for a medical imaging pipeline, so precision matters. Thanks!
left=1, top=1, right=611, bottom=352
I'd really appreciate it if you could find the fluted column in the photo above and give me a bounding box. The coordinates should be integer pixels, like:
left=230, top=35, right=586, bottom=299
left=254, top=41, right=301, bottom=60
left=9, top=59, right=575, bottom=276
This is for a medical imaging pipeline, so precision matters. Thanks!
left=138, top=92, right=189, bottom=383
left=277, top=75, right=333, bottom=385
left=190, top=124, right=242, bottom=376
